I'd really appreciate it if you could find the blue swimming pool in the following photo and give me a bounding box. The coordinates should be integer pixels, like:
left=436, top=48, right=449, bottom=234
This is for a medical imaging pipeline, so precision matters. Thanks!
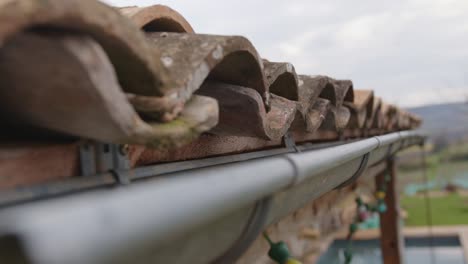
left=318, top=236, right=465, bottom=264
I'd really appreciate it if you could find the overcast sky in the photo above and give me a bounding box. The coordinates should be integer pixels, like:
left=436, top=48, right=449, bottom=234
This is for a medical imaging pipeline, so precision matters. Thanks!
left=105, top=0, right=468, bottom=107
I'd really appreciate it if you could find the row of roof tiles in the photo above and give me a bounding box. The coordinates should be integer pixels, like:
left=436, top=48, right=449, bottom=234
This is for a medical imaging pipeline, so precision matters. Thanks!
left=0, top=0, right=420, bottom=151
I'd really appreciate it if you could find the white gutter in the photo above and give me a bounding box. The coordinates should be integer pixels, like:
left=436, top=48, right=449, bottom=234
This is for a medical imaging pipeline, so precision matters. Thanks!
left=0, top=131, right=424, bottom=264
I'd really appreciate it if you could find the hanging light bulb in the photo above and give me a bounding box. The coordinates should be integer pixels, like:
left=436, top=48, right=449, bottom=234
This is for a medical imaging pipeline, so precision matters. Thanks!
left=376, top=191, right=386, bottom=200
left=285, top=258, right=302, bottom=264
left=263, top=232, right=303, bottom=264
left=377, top=200, right=387, bottom=213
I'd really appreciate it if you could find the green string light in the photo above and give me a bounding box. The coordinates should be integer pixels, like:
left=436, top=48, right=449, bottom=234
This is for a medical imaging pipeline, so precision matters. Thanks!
left=345, top=188, right=389, bottom=263
left=377, top=200, right=387, bottom=213
left=264, top=176, right=391, bottom=264
left=263, top=232, right=302, bottom=264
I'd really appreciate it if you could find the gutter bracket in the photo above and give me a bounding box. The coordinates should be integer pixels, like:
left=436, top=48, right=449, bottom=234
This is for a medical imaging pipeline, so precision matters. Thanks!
left=385, top=143, right=395, bottom=161
left=111, top=169, right=131, bottom=185
left=79, top=141, right=130, bottom=183
left=214, top=197, right=272, bottom=264
left=79, top=143, right=96, bottom=177
left=334, top=152, right=370, bottom=189
left=338, top=130, right=345, bottom=141
left=283, top=132, right=300, bottom=153
left=369, top=142, right=395, bottom=168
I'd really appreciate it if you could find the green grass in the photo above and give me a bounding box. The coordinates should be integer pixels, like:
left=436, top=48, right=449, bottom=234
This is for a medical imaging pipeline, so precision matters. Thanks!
left=397, top=142, right=468, bottom=226
left=401, top=194, right=468, bottom=226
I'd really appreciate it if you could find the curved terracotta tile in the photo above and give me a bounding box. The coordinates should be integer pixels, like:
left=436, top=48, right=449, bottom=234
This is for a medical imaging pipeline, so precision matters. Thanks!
left=120, top=5, right=194, bottom=33
left=408, top=113, right=422, bottom=129
left=380, top=103, right=398, bottom=131
left=345, top=90, right=374, bottom=128
left=379, top=102, right=390, bottom=130
left=332, top=79, right=354, bottom=104
left=407, top=112, right=421, bottom=129
left=396, top=110, right=411, bottom=129
left=321, top=105, right=351, bottom=131
left=300, top=98, right=332, bottom=132
left=326, top=79, right=353, bottom=131
left=0, top=0, right=169, bottom=97
left=367, top=96, right=382, bottom=129
left=297, top=76, right=352, bottom=131
left=241, top=63, right=354, bottom=134
left=263, top=60, right=299, bottom=100
left=289, top=75, right=334, bottom=132
left=0, top=32, right=218, bottom=148
left=196, top=81, right=296, bottom=140
left=388, top=104, right=399, bottom=131
left=138, top=32, right=268, bottom=121
left=396, top=109, right=420, bottom=130
left=302, top=75, right=337, bottom=105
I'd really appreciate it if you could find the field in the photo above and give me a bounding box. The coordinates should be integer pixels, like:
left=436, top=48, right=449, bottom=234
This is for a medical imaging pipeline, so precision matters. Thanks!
left=401, top=194, right=468, bottom=226
left=397, top=141, right=468, bottom=226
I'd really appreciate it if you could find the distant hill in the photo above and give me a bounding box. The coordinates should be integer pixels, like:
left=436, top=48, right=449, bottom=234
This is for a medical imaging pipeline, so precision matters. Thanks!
left=408, top=102, right=468, bottom=142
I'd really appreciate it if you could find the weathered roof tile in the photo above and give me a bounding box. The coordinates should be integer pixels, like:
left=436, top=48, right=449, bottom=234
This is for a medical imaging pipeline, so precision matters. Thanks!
left=0, top=0, right=422, bottom=187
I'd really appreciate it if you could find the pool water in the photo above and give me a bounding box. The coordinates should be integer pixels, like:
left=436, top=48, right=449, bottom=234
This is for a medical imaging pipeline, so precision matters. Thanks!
left=318, top=237, right=465, bottom=264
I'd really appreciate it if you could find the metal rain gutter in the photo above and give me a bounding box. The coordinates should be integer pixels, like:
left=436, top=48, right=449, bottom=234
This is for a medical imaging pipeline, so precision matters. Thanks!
left=0, top=131, right=423, bottom=264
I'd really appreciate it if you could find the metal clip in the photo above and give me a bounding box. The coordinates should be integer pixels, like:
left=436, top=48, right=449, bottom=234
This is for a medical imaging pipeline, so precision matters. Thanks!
left=79, top=141, right=131, bottom=183
left=283, top=132, right=300, bottom=153
left=213, top=197, right=272, bottom=263
left=335, top=152, right=370, bottom=189
left=385, top=143, right=395, bottom=161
